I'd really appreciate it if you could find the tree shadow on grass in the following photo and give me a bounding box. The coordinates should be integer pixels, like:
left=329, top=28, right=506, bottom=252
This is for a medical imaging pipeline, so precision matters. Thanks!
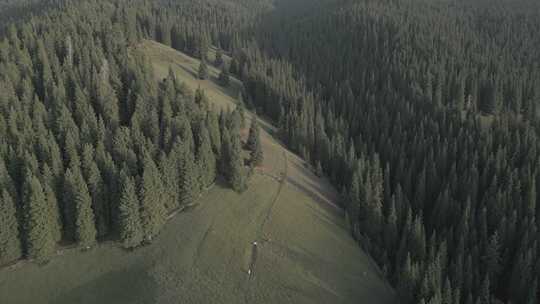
left=54, top=265, right=157, bottom=304
left=285, top=176, right=346, bottom=230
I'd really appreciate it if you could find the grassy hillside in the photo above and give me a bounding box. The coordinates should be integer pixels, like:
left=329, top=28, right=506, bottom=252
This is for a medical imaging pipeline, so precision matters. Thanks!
left=0, top=40, right=396, bottom=304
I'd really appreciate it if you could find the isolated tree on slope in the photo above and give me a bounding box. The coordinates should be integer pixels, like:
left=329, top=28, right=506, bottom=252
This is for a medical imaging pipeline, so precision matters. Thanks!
left=0, top=190, right=22, bottom=264
left=118, top=170, right=143, bottom=249
left=140, top=153, right=167, bottom=241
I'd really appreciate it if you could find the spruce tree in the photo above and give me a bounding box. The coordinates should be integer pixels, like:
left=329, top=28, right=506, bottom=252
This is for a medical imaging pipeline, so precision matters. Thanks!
left=215, top=49, right=224, bottom=67
left=198, top=60, right=208, bottom=80
left=65, top=168, right=97, bottom=248
left=180, top=148, right=199, bottom=205
left=206, top=110, right=222, bottom=157
left=159, top=150, right=180, bottom=212
left=118, top=170, right=143, bottom=249
left=315, top=160, right=324, bottom=177
left=23, top=174, right=55, bottom=261
left=43, top=184, right=62, bottom=242
left=227, top=126, right=247, bottom=192
left=82, top=144, right=108, bottom=237
left=237, top=93, right=246, bottom=128
left=196, top=124, right=216, bottom=187
left=219, top=64, right=230, bottom=87
left=140, top=153, right=167, bottom=241
left=484, top=232, right=501, bottom=283
left=0, top=190, right=22, bottom=264
left=247, top=116, right=263, bottom=166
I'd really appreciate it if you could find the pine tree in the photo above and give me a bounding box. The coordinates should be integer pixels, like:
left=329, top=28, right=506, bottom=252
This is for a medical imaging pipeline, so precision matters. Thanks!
left=483, top=232, right=501, bottom=283
left=237, top=93, right=246, bottom=128
left=0, top=190, right=22, bottom=264
left=215, top=49, right=224, bottom=67
left=118, top=170, right=143, bottom=249
left=246, top=116, right=257, bottom=150
left=159, top=150, right=180, bottom=212
left=315, top=160, right=324, bottom=177
left=222, top=124, right=246, bottom=192
left=219, top=64, right=230, bottom=87
left=82, top=144, right=108, bottom=238
left=479, top=275, right=490, bottom=304
left=23, top=174, right=55, bottom=261
left=198, top=60, right=208, bottom=80
left=196, top=124, right=216, bottom=187
left=139, top=153, right=167, bottom=241
left=43, top=184, right=62, bottom=242
left=180, top=148, right=199, bottom=206
left=65, top=168, right=97, bottom=248
left=206, top=110, right=222, bottom=157
left=247, top=116, right=263, bottom=166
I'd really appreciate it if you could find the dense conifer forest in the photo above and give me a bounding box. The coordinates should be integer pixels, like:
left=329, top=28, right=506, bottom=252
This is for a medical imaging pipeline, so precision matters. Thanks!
left=0, top=0, right=253, bottom=263
left=1, top=0, right=539, bottom=303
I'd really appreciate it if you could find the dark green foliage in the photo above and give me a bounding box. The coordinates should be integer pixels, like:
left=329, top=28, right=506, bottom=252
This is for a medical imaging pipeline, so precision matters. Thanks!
left=65, top=168, right=97, bottom=248
left=23, top=174, right=55, bottom=261
left=225, top=125, right=247, bottom=192
left=247, top=116, right=263, bottom=166
left=315, top=161, right=323, bottom=177
left=196, top=124, right=217, bottom=187
left=0, top=190, right=22, bottom=264
left=140, top=153, right=168, bottom=241
left=180, top=148, right=199, bottom=206
left=236, top=93, right=246, bottom=128
left=118, top=170, right=143, bottom=249
left=219, top=64, right=230, bottom=87
left=215, top=49, right=224, bottom=67
left=198, top=60, right=209, bottom=80
left=81, top=144, right=108, bottom=238
left=43, top=184, right=62, bottom=243
left=206, top=110, right=222, bottom=157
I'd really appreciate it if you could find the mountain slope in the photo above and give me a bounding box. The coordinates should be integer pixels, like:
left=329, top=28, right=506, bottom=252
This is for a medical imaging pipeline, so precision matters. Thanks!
left=0, top=40, right=396, bottom=304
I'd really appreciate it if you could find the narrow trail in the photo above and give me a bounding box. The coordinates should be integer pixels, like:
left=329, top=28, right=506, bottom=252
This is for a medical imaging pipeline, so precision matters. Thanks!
left=243, top=149, right=288, bottom=304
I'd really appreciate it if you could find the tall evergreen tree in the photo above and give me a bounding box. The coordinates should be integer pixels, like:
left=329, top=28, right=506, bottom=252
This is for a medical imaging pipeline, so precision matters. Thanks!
left=43, top=184, right=62, bottom=242
left=215, top=49, right=224, bottom=67
left=227, top=125, right=247, bottom=192
left=196, top=124, right=216, bottom=187
left=219, top=64, right=230, bottom=87
left=118, top=170, right=143, bottom=249
left=198, top=60, right=208, bottom=80
left=0, top=190, right=22, bottom=264
left=81, top=144, right=108, bottom=237
left=23, top=174, right=55, bottom=261
left=65, top=168, right=97, bottom=248
left=139, top=153, right=167, bottom=241
left=247, top=116, right=263, bottom=166
left=180, top=148, right=199, bottom=206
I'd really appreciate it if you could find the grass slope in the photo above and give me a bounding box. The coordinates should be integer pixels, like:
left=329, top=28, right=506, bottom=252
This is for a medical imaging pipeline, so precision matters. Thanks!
left=0, top=40, right=396, bottom=304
